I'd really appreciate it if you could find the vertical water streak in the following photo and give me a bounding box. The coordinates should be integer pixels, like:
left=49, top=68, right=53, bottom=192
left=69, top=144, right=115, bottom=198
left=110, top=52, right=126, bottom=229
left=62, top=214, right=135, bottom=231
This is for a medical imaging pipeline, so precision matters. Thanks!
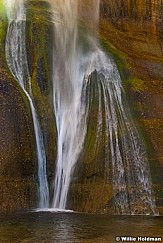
left=49, top=0, right=157, bottom=214
left=49, top=0, right=90, bottom=209
left=3, top=0, right=156, bottom=214
left=84, top=50, right=157, bottom=214
left=4, top=0, right=49, bottom=208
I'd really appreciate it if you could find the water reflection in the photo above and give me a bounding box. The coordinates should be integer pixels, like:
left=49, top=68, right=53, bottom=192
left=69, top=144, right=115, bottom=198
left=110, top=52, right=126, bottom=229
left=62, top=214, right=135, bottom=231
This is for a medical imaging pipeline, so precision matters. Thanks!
left=0, top=212, right=162, bottom=242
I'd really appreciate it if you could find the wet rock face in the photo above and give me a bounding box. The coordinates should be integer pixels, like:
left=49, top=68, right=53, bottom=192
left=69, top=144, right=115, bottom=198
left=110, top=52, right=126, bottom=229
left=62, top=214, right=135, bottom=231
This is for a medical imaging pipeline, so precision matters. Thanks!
left=1, top=10, right=37, bottom=212
left=0, top=0, right=162, bottom=214
left=99, top=0, right=163, bottom=213
left=0, top=66, right=37, bottom=212
left=67, top=72, right=112, bottom=213
left=26, top=0, right=57, bottom=181
left=0, top=76, right=34, bottom=177
left=0, top=1, right=57, bottom=213
left=100, top=0, right=163, bottom=66
left=100, top=0, right=163, bottom=36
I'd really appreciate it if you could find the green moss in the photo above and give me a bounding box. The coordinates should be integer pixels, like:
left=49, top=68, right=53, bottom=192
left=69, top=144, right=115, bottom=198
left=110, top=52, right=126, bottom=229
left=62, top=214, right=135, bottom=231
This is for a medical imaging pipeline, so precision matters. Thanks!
left=0, top=15, right=8, bottom=66
left=128, top=77, right=146, bottom=91
left=99, top=37, right=130, bottom=84
left=99, top=37, right=147, bottom=93
left=99, top=35, right=163, bottom=194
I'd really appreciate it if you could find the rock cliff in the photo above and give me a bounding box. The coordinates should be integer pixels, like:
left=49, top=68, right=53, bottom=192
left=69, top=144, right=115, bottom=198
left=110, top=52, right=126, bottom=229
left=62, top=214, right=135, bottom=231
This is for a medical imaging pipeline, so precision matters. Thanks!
left=0, top=0, right=162, bottom=213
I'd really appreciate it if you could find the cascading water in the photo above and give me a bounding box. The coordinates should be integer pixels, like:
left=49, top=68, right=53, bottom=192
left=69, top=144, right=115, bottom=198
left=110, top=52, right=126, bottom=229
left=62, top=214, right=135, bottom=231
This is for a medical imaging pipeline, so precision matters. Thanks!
left=50, top=0, right=157, bottom=214
left=3, top=0, right=157, bottom=214
left=49, top=0, right=89, bottom=209
left=84, top=50, right=157, bottom=214
left=4, top=0, right=49, bottom=208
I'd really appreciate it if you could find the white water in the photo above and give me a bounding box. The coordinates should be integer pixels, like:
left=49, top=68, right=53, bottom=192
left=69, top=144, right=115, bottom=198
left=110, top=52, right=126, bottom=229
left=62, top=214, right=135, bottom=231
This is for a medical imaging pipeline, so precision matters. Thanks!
left=4, top=0, right=49, bottom=208
left=3, top=0, right=157, bottom=214
left=50, top=0, right=157, bottom=214
left=49, top=0, right=90, bottom=209
left=85, top=49, right=158, bottom=214
left=34, top=208, right=74, bottom=213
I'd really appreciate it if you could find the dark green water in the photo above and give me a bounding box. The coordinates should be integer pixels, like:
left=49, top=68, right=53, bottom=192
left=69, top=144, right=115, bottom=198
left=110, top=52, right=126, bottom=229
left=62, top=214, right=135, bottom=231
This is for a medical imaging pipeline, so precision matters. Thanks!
left=0, top=212, right=162, bottom=243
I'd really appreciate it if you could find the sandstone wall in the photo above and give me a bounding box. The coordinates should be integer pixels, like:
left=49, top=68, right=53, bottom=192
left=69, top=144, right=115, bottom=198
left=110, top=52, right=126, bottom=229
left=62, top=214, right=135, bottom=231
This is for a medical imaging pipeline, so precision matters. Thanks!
left=99, top=0, right=163, bottom=213
left=0, top=65, right=37, bottom=212
left=0, top=0, right=162, bottom=214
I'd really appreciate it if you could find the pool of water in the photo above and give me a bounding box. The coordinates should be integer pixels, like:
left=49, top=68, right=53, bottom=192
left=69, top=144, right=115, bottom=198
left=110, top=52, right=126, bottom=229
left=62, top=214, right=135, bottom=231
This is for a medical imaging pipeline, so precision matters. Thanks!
left=0, top=211, right=162, bottom=242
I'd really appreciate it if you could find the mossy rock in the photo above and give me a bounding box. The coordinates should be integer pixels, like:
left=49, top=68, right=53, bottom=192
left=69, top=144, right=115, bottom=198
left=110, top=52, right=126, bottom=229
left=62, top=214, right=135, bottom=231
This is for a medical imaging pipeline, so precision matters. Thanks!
left=26, top=0, right=57, bottom=180
left=0, top=65, right=38, bottom=212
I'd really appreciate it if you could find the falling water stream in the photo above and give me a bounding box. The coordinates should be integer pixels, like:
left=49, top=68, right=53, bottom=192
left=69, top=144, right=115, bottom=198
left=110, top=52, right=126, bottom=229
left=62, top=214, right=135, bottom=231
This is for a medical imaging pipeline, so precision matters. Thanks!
left=3, top=0, right=158, bottom=214
left=49, top=0, right=90, bottom=209
left=49, top=0, right=157, bottom=214
left=4, top=0, right=49, bottom=208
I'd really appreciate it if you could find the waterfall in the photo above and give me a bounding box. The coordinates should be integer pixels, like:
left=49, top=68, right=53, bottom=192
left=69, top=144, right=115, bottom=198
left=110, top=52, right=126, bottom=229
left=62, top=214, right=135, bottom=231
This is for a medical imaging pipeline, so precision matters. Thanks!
left=3, top=0, right=157, bottom=214
left=50, top=0, right=157, bottom=214
left=49, top=0, right=88, bottom=209
left=4, top=0, right=49, bottom=208
left=84, top=49, right=157, bottom=214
